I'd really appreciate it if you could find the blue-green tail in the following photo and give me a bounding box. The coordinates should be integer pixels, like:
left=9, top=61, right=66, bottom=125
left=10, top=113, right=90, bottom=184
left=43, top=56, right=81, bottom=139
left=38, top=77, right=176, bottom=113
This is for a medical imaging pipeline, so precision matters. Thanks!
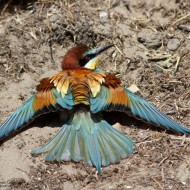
left=31, top=111, right=134, bottom=173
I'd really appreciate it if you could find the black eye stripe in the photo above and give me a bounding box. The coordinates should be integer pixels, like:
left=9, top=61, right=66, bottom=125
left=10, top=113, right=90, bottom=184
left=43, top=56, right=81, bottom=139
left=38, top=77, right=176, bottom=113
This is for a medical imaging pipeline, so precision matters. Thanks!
left=79, top=54, right=96, bottom=67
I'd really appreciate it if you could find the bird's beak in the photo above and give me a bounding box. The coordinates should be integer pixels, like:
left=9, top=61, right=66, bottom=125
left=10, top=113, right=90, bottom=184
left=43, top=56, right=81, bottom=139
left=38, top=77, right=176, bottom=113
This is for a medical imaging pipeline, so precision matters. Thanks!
left=84, top=44, right=114, bottom=70
left=94, top=44, right=114, bottom=56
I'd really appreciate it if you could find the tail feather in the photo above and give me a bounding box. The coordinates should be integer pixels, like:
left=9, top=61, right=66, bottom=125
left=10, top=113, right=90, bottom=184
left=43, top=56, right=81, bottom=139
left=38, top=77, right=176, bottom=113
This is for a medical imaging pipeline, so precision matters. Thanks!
left=31, top=111, right=134, bottom=173
left=47, top=127, right=71, bottom=161
left=58, top=127, right=72, bottom=161
left=99, top=130, right=120, bottom=164
left=86, top=134, right=102, bottom=170
left=97, top=131, right=110, bottom=166
left=77, top=129, right=92, bottom=166
left=103, top=126, right=132, bottom=159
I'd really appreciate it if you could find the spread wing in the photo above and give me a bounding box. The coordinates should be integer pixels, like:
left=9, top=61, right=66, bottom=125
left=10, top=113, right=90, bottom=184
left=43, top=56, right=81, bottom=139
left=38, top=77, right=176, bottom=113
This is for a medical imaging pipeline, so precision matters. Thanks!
left=90, top=85, right=190, bottom=135
left=0, top=78, right=74, bottom=139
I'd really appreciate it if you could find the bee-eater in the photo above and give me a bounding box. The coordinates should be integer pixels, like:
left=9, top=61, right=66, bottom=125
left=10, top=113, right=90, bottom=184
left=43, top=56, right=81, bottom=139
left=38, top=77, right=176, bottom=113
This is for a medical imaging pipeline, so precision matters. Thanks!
left=0, top=44, right=189, bottom=174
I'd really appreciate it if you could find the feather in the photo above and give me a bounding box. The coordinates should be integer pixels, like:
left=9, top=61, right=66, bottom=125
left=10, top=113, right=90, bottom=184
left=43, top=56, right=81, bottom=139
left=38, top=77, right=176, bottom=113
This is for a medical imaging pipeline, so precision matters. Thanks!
left=88, top=78, right=101, bottom=97
left=61, top=78, right=70, bottom=97
left=31, top=111, right=134, bottom=173
left=90, top=85, right=190, bottom=135
left=0, top=87, right=74, bottom=139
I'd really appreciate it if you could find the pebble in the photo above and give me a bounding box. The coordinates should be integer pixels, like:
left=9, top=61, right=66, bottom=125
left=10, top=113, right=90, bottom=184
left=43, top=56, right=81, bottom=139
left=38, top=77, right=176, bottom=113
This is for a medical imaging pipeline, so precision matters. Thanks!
left=167, top=38, right=181, bottom=51
left=99, top=11, right=108, bottom=19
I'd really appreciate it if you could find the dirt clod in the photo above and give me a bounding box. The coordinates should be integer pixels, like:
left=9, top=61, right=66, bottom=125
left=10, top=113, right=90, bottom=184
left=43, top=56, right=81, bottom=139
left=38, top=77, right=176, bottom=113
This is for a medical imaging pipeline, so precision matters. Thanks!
left=137, top=29, right=163, bottom=49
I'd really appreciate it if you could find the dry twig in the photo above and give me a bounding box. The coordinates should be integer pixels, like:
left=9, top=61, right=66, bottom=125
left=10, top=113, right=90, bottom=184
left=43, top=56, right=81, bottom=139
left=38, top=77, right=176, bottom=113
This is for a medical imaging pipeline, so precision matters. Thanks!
left=151, top=177, right=164, bottom=190
left=170, top=12, right=190, bottom=27
left=1, top=0, right=13, bottom=15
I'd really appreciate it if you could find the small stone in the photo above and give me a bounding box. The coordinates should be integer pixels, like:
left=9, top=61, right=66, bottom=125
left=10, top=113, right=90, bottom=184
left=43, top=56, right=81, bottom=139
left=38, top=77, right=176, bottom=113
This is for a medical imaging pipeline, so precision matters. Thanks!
left=177, top=24, right=190, bottom=32
left=182, top=181, right=186, bottom=185
left=127, top=84, right=140, bottom=93
left=167, top=38, right=180, bottom=51
left=154, top=156, right=162, bottom=163
left=112, top=123, right=122, bottom=131
left=49, top=14, right=59, bottom=23
left=99, top=11, right=108, bottom=19
left=99, top=12, right=108, bottom=23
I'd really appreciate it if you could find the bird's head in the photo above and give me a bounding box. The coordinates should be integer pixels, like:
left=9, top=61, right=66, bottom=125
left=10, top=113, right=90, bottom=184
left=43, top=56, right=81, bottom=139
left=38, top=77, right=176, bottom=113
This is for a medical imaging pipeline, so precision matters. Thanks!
left=61, top=44, right=114, bottom=70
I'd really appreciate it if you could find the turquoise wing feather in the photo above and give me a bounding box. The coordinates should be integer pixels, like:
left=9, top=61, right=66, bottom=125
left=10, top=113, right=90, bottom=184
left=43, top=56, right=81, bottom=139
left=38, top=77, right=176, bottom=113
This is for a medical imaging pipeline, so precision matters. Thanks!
left=0, top=88, right=74, bottom=139
left=90, top=85, right=190, bottom=135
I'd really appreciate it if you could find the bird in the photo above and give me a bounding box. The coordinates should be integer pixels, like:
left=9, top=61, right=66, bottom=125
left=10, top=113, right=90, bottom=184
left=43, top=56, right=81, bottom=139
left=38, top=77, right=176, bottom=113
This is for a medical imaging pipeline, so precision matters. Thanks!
left=0, top=44, right=190, bottom=174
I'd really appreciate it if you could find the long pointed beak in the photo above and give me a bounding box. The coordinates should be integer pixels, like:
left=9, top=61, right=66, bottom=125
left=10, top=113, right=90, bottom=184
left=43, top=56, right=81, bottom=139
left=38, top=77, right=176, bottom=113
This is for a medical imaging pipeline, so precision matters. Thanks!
left=84, top=44, right=114, bottom=70
left=94, top=44, right=114, bottom=55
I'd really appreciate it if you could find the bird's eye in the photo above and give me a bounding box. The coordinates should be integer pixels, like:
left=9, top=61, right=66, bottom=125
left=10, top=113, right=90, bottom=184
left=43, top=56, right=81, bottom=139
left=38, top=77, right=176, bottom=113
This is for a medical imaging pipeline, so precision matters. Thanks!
left=85, top=55, right=91, bottom=61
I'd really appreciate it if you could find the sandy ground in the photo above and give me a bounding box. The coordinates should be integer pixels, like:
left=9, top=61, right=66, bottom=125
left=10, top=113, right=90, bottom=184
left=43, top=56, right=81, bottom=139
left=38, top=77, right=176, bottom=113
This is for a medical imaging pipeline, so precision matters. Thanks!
left=0, top=0, right=190, bottom=189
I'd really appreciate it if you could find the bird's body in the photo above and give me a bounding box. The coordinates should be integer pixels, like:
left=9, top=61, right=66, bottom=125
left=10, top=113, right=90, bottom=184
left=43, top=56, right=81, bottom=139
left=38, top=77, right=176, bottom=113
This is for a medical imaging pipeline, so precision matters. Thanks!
left=0, top=44, right=189, bottom=173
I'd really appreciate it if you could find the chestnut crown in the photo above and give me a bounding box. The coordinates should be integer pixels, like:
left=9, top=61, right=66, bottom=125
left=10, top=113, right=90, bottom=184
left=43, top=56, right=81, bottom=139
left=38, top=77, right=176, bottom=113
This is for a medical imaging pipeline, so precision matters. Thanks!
left=61, top=44, right=114, bottom=70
